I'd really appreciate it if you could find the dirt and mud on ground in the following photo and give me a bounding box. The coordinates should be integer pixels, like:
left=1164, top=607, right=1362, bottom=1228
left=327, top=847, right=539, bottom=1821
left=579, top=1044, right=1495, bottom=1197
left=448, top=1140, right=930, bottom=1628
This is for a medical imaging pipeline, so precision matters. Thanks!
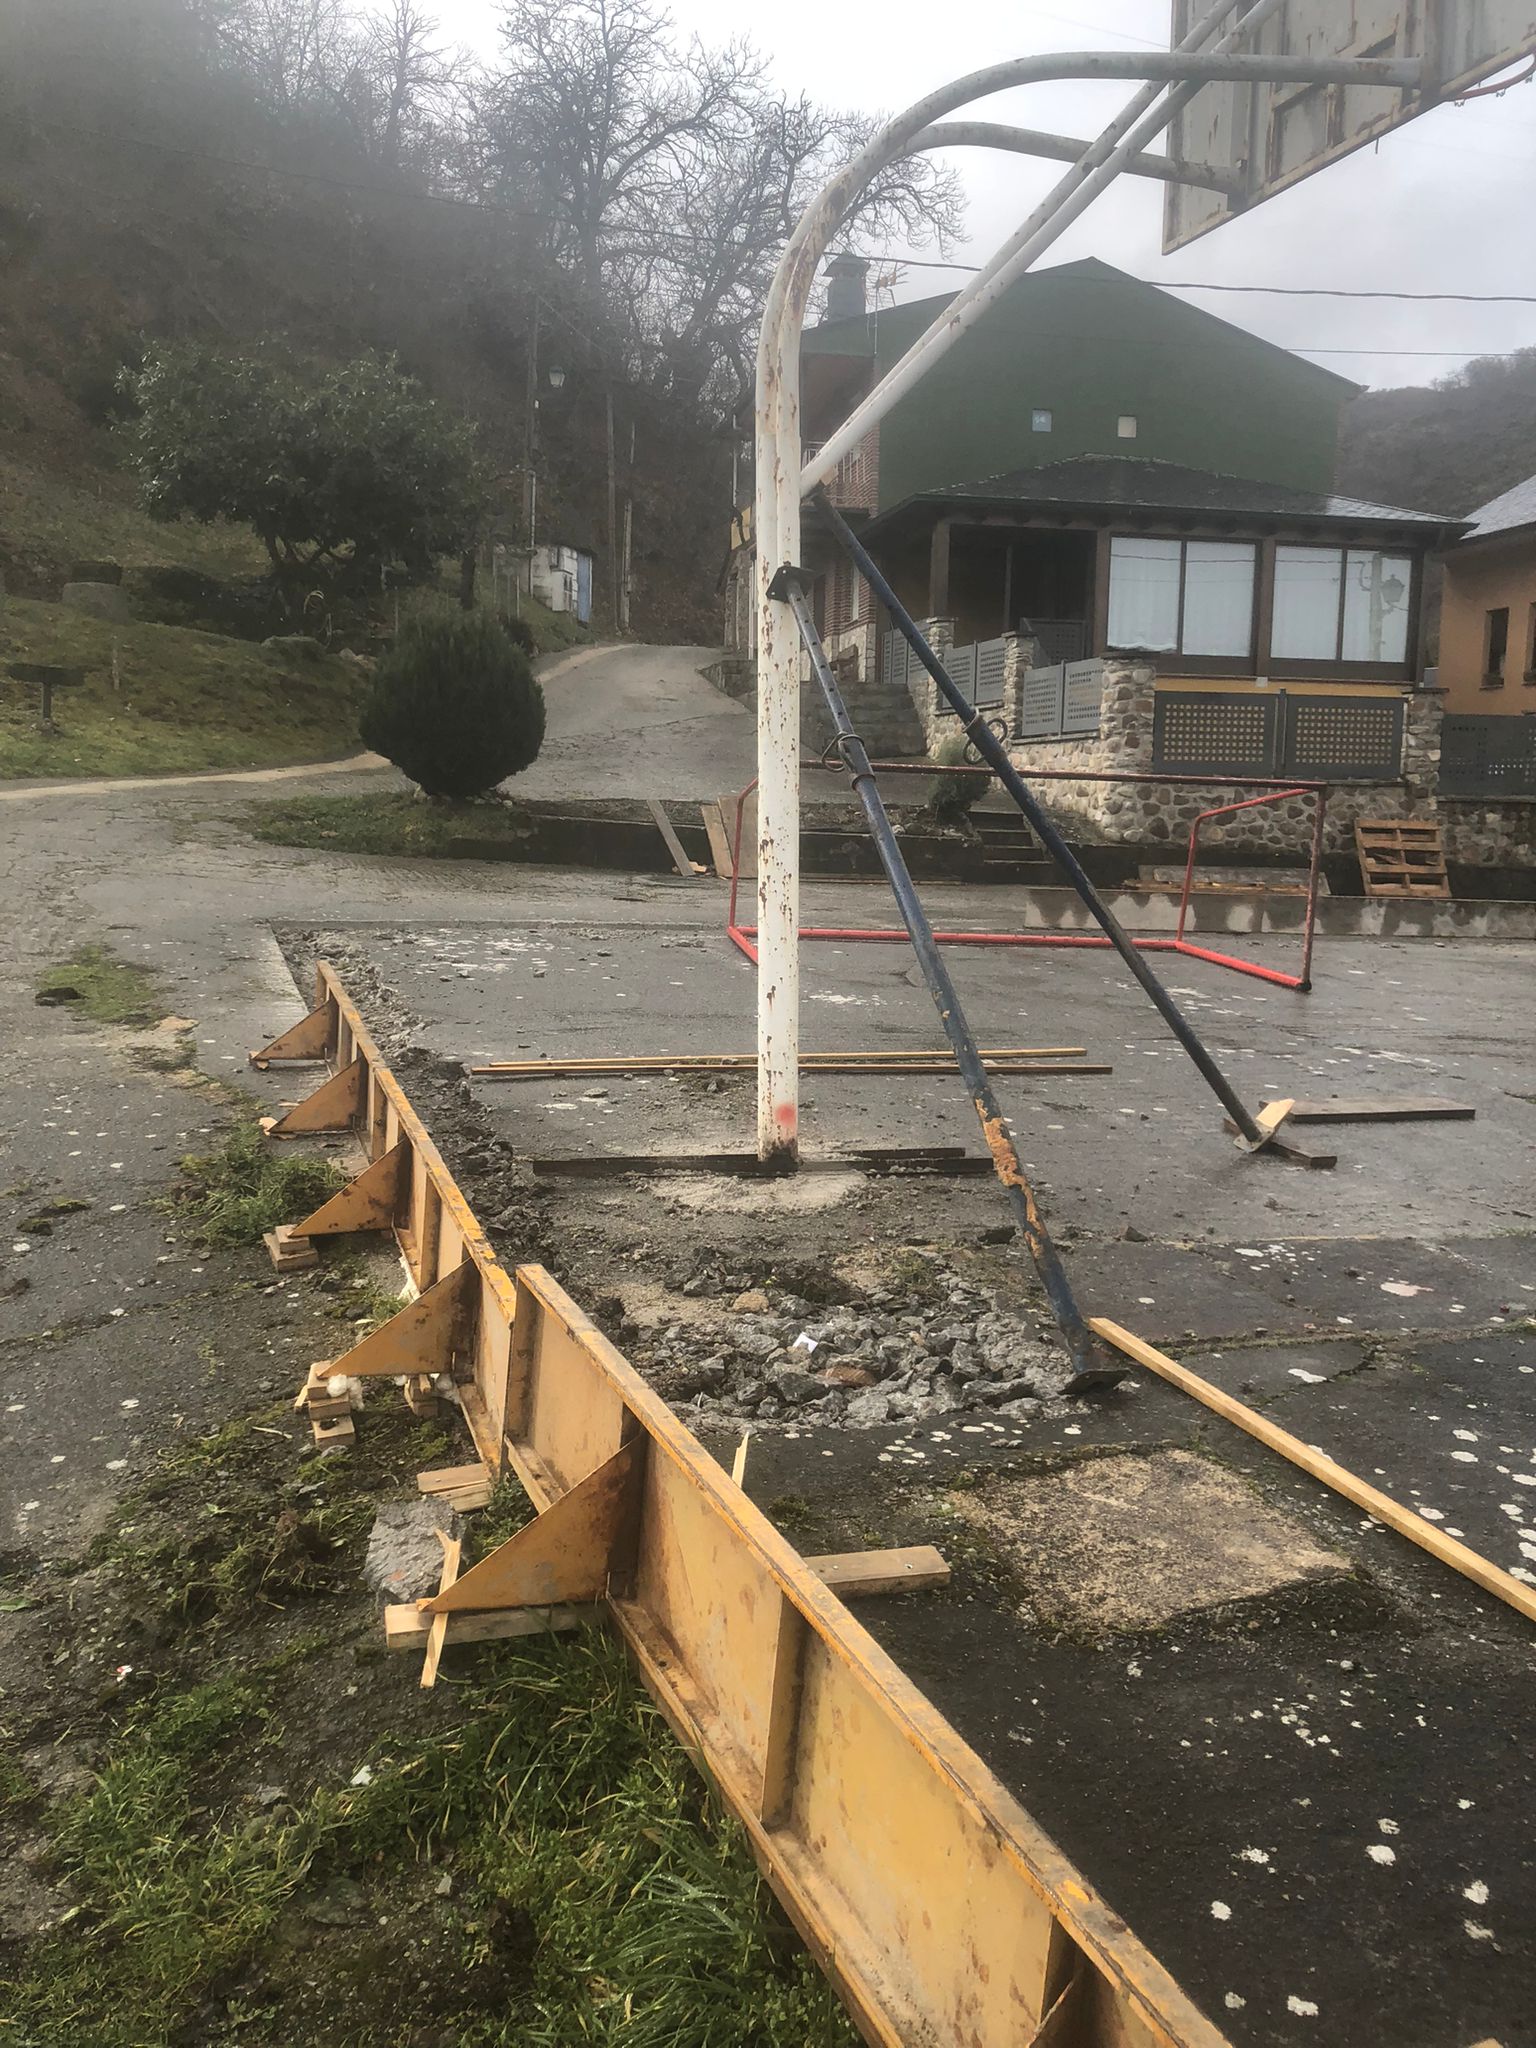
left=277, top=918, right=1536, bottom=2048
left=0, top=968, right=854, bottom=2048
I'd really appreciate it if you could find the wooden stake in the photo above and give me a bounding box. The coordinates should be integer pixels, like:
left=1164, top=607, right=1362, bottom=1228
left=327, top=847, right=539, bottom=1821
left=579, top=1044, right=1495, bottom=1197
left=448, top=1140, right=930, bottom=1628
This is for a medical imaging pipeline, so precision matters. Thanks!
left=420, top=1528, right=463, bottom=1688
left=1091, top=1319, right=1536, bottom=1628
left=646, top=798, right=704, bottom=878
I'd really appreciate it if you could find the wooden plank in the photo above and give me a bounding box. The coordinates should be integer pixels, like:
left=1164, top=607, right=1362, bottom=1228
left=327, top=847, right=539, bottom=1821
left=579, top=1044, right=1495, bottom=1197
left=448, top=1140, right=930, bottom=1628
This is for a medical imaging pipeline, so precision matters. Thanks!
left=1224, top=1100, right=1337, bottom=1170
left=390, top=1549, right=948, bottom=1653
left=700, top=800, right=734, bottom=878
left=385, top=1600, right=589, bottom=1651
left=480, top=1060, right=1107, bottom=1081
left=420, top=1528, right=463, bottom=1688
left=646, top=797, right=703, bottom=878
left=418, top=1463, right=491, bottom=1494
left=1283, top=1097, right=1475, bottom=1124
left=808, top=1545, right=952, bottom=1598
left=473, top=1047, right=1089, bottom=1075
left=1091, top=1318, right=1536, bottom=1628
left=526, top=1151, right=1000, bottom=1179
left=263, top=1225, right=318, bottom=1273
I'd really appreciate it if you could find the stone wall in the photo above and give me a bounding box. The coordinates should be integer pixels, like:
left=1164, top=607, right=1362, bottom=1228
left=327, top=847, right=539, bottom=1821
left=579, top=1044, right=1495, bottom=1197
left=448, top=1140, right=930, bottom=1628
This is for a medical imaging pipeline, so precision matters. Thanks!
left=1440, top=799, right=1536, bottom=870
left=1003, top=667, right=1534, bottom=870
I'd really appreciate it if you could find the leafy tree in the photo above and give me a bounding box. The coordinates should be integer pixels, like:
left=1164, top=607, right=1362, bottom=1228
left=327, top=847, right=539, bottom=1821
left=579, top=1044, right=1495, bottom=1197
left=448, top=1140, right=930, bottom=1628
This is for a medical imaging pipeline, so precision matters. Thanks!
left=359, top=611, right=545, bottom=797
left=121, top=345, right=484, bottom=597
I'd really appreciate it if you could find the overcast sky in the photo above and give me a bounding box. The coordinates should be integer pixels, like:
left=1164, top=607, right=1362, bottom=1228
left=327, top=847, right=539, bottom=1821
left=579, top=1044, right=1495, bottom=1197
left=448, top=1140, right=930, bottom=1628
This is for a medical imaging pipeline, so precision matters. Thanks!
left=436, top=0, right=1536, bottom=390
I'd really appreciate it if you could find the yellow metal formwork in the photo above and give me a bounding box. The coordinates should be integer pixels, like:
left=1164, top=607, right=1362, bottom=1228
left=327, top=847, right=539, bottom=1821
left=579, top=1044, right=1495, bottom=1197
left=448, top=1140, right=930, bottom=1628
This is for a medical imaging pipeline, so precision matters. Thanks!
left=258, top=962, right=1231, bottom=2048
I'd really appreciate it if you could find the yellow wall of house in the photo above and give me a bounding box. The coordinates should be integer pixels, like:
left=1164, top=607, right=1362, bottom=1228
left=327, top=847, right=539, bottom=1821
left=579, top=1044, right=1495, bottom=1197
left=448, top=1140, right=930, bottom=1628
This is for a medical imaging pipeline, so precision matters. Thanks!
left=1438, top=537, right=1536, bottom=715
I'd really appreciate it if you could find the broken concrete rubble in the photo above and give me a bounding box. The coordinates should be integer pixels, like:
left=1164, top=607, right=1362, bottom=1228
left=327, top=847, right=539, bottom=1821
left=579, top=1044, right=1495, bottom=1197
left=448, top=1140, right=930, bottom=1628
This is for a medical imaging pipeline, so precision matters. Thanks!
left=361, top=1497, right=465, bottom=1603
left=638, top=1274, right=1073, bottom=1425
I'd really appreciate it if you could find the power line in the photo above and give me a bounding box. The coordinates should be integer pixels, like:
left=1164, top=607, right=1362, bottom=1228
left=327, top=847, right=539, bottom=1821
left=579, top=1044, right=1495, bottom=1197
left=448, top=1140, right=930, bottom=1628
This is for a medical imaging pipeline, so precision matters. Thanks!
left=872, top=257, right=1536, bottom=304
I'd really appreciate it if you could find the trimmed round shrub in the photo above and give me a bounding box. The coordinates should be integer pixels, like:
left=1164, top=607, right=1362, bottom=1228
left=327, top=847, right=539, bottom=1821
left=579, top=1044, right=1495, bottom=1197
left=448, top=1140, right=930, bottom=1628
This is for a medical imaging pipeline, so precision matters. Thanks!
left=360, top=612, right=546, bottom=799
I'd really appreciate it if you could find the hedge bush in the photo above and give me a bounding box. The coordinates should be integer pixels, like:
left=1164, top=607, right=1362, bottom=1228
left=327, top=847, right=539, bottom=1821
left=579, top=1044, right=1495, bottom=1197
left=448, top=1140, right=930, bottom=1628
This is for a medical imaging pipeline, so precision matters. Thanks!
left=360, top=612, right=545, bottom=798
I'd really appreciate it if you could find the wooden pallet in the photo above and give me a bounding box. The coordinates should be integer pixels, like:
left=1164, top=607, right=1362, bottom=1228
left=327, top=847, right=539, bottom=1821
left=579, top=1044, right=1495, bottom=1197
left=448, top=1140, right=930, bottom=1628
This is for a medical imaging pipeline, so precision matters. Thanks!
left=1354, top=817, right=1450, bottom=900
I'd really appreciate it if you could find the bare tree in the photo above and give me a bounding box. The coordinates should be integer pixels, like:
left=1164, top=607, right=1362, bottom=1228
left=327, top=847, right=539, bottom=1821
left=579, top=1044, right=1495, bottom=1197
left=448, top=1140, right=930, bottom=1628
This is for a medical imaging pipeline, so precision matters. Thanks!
left=332, top=1, right=465, bottom=169
left=479, top=0, right=764, bottom=289
left=214, top=0, right=349, bottom=111
left=475, top=0, right=961, bottom=405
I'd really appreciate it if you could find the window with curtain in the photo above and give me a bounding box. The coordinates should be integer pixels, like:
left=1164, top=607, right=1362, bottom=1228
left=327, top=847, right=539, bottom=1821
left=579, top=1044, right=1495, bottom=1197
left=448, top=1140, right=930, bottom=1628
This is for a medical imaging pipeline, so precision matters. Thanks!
left=1273, top=547, right=1413, bottom=664
left=1107, top=537, right=1255, bottom=658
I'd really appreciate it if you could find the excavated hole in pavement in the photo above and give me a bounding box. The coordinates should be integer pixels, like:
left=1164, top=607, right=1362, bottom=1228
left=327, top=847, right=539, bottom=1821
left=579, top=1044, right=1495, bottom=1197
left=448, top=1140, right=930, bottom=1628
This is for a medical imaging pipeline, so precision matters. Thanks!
left=609, top=1254, right=1079, bottom=1428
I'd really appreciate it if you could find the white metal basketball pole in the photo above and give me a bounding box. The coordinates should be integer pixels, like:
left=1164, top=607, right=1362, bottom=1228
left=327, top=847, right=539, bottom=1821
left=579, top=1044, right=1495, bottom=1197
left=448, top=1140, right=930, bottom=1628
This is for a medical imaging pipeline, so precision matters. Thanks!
left=751, top=26, right=1425, bottom=1165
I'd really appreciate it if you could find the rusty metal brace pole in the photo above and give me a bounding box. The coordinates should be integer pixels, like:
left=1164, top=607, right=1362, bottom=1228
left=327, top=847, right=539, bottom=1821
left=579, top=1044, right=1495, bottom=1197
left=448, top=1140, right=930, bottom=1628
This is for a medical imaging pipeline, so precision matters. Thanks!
left=771, top=565, right=1124, bottom=1394
left=818, top=495, right=1271, bottom=1148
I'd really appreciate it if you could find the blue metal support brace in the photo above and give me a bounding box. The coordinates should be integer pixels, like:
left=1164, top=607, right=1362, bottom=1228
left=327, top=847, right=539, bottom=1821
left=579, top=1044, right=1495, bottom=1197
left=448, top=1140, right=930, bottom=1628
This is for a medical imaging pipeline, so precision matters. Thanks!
left=815, top=490, right=1269, bottom=1149
left=770, top=563, right=1124, bottom=1395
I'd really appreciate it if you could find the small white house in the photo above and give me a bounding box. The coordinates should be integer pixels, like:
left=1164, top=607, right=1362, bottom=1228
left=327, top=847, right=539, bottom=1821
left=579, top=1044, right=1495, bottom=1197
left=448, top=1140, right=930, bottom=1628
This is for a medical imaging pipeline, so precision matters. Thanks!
left=529, top=543, right=593, bottom=624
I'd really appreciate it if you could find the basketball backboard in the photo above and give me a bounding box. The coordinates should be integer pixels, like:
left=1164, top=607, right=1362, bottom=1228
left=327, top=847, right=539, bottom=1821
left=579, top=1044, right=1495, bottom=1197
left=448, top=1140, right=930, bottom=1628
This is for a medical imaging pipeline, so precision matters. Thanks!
left=1164, top=1, right=1536, bottom=251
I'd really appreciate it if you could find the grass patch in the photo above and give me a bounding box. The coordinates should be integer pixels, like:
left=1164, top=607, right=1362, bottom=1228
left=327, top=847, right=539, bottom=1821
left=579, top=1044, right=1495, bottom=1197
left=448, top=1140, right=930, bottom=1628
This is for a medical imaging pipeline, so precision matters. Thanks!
left=5, top=1636, right=855, bottom=2048
left=250, top=791, right=533, bottom=859
left=173, top=1122, right=343, bottom=1248
left=0, top=451, right=267, bottom=598
left=9, top=1399, right=857, bottom=2048
left=0, top=596, right=368, bottom=779
left=36, top=943, right=165, bottom=1027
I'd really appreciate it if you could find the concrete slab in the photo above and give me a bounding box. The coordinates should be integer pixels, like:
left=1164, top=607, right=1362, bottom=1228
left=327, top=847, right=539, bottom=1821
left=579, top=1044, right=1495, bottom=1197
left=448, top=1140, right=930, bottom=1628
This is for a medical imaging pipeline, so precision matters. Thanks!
left=320, top=921, right=1536, bottom=1245
left=1265, top=1330, right=1536, bottom=1586
left=951, top=1449, right=1348, bottom=1632
left=1062, top=1241, right=1317, bottom=1344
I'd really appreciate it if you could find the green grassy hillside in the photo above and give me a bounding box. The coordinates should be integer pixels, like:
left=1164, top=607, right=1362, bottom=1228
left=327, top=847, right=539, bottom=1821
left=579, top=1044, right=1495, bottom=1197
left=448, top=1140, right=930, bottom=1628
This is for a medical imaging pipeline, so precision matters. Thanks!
left=0, top=598, right=368, bottom=778
left=0, top=451, right=268, bottom=597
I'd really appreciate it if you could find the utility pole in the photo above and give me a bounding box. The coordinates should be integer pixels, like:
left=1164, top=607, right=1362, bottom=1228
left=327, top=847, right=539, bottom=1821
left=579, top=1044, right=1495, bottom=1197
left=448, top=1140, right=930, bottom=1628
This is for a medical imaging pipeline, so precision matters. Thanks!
left=524, top=299, right=541, bottom=549
left=605, top=386, right=619, bottom=633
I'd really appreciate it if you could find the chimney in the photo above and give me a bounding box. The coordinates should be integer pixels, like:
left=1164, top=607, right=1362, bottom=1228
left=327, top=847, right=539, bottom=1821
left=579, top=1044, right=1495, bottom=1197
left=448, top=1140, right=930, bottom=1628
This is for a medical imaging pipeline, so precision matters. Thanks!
left=824, top=253, right=870, bottom=323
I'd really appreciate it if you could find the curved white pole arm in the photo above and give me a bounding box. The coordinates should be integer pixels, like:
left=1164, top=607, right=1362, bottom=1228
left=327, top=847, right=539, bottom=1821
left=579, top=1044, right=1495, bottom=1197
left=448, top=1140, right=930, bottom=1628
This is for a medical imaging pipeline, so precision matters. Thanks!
left=911, top=121, right=1248, bottom=194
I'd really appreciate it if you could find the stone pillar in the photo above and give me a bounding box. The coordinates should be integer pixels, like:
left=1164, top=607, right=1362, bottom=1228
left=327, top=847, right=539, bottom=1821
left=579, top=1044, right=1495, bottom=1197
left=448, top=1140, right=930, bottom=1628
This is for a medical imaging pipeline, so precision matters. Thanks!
left=914, top=616, right=954, bottom=752
left=1402, top=685, right=1445, bottom=802
left=1098, top=655, right=1158, bottom=772
left=1002, top=631, right=1031, bottom=740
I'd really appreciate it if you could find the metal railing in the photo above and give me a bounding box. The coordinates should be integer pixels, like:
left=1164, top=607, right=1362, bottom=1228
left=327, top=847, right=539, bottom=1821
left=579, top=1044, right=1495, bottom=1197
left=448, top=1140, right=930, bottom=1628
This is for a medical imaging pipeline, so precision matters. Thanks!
left=1020, top=656, right=1106, bottom=739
